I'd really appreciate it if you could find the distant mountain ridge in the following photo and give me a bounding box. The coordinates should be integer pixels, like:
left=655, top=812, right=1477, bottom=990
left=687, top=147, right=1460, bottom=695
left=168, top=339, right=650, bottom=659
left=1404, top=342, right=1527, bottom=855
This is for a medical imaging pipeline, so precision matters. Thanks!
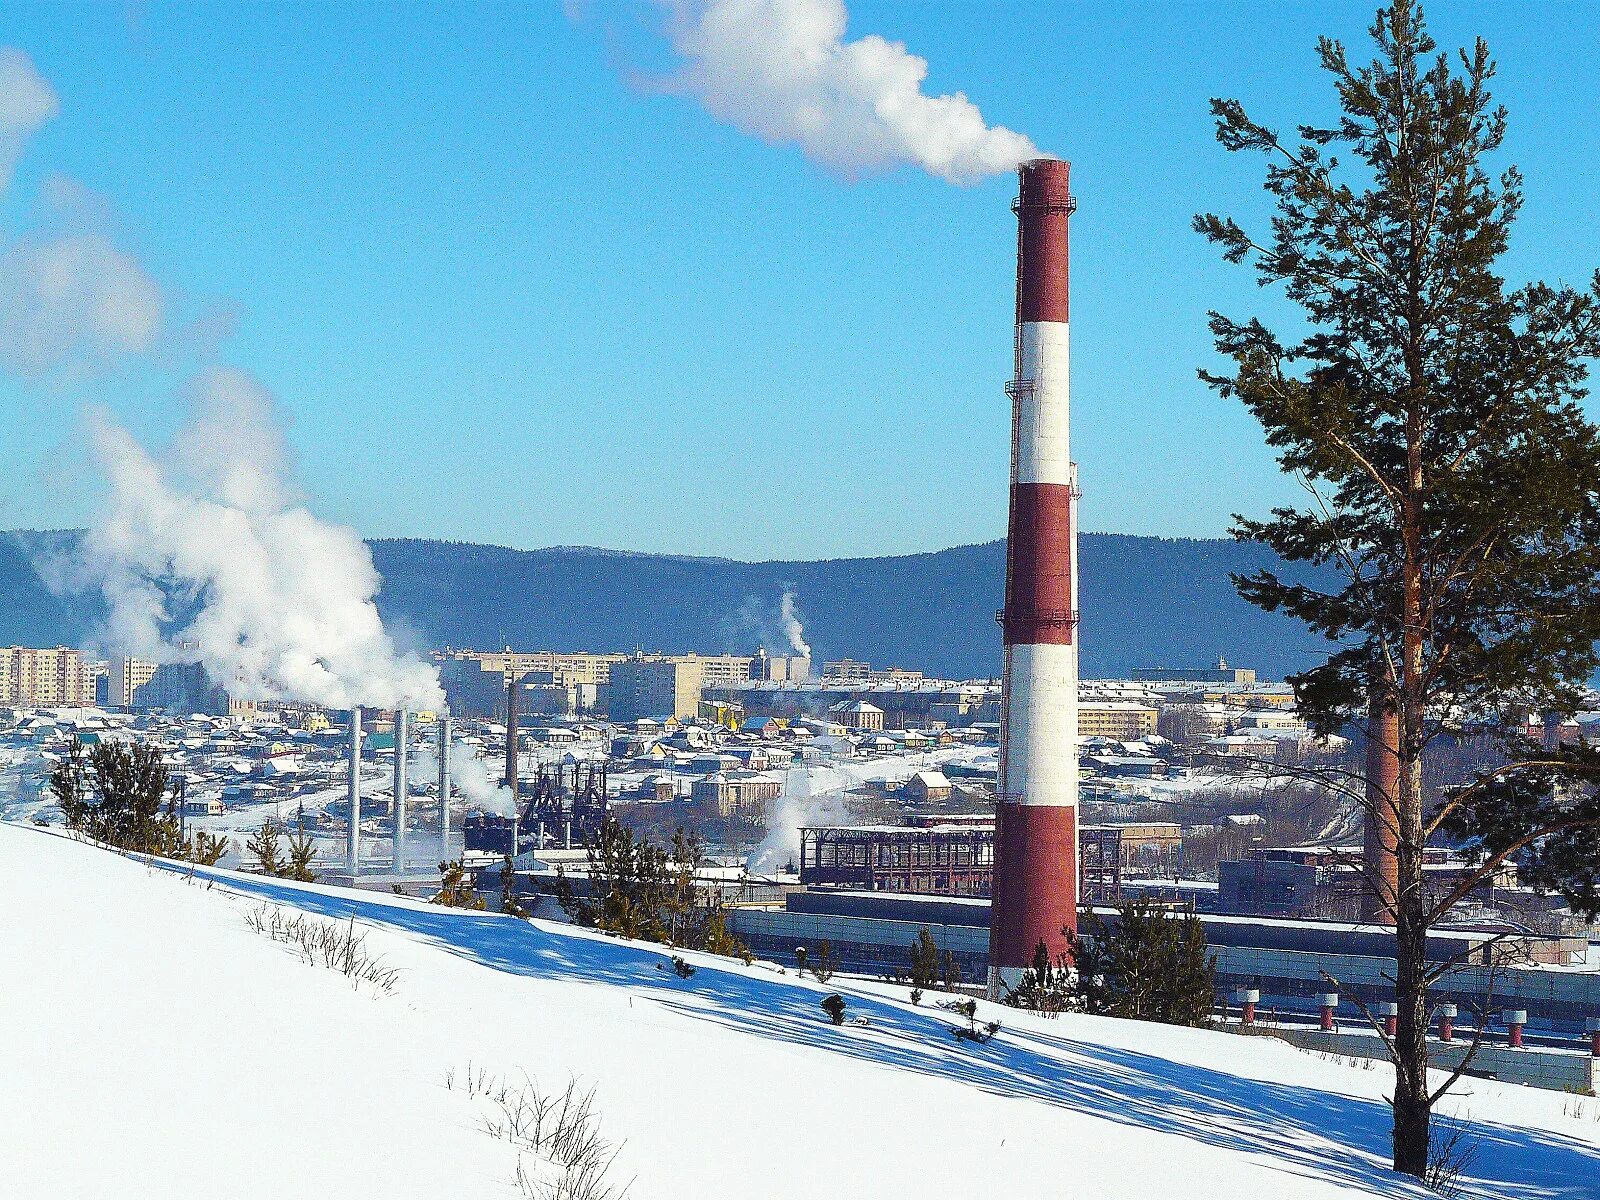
left=0, top=530, right=1333, bottom=681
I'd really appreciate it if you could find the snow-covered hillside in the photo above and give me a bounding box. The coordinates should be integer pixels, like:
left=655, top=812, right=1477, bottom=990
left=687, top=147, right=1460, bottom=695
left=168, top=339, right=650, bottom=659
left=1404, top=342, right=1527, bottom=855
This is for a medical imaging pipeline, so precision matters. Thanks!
left=4, top=822, right=1598, bottom=1199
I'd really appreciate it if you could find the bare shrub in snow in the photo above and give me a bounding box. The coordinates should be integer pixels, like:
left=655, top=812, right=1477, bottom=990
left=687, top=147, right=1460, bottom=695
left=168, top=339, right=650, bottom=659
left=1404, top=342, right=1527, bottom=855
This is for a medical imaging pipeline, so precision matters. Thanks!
left=445, top=1068, right=630, bottom=1200
left=1425, top=1116, right=1479, bottom=1198
left=942, top=998, right=1000, bottom=1045
left=242, top=905, right=399, bottom=994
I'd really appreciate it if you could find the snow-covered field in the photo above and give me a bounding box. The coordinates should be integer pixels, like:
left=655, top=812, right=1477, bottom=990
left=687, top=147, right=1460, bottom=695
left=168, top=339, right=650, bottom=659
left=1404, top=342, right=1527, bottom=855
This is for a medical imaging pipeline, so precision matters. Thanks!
left=4, top=821, right=1598, bottom=1199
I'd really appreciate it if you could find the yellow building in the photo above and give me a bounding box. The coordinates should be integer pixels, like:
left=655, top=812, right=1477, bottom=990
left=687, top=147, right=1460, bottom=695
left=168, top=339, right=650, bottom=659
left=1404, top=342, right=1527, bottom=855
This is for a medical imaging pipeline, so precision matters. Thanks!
left=1078, top=701, right=1159, bottom=740
left=1, top=647, right=93, bottom=707
left=108, top=656, right=159, bottom=707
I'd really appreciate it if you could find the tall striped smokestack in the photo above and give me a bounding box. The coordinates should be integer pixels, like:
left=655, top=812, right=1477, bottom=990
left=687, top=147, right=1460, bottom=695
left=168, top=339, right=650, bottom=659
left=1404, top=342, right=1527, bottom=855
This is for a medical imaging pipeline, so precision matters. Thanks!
left=990, top=158, right=1079, bottom=991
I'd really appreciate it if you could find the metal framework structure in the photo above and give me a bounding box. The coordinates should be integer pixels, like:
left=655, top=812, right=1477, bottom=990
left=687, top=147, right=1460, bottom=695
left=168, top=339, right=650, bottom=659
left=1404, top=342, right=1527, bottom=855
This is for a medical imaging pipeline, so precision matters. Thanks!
left=801, top=825, right=995, bottom=896
left=463, top=759, right=610, bottom=856
left=799, top=823, right=1123, bottom=904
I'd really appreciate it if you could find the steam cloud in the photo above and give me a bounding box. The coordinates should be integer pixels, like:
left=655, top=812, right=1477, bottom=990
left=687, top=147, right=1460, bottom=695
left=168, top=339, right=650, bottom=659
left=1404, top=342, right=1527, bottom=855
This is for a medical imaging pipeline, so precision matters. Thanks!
left=655, top=0, right=1039, bottom=182
left=0, top=178, right=165, bottom=379
left=779, top=588, right=810, bottom=659
left=64, top=369, right=444, bottom=712
left=725, top=588, right=813, bottom=664
left=1, top=47, right=441, bottom=714
left=0, top=49, right=56, bottom=190
left=0, top=51, right=162, bottom=380
left=746, top=763, right=849, bottom=873
left=415, top=738, right=517, bottom=818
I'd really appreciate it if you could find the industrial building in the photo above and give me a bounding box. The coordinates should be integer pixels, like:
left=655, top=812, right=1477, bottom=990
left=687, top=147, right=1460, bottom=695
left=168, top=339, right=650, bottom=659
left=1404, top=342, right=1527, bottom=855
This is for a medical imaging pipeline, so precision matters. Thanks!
left=724, top=892, right=1600, bottom=1037
left=1217, top=844, right=1518, bottom=920
left=1132, top=658, right=1258, bottom=685
left=797, top=820, right=1125, bottom=905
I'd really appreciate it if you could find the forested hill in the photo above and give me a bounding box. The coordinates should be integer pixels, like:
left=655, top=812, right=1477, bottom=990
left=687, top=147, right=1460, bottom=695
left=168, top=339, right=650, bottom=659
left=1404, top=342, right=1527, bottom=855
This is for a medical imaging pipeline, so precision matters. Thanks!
left=0, top=530, right=1332, bottom=681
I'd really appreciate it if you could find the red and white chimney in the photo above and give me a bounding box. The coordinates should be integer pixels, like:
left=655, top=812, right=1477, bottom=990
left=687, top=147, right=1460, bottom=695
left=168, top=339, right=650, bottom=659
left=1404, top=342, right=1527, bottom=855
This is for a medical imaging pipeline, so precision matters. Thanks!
left=989, top=158, right=1079, bottom=991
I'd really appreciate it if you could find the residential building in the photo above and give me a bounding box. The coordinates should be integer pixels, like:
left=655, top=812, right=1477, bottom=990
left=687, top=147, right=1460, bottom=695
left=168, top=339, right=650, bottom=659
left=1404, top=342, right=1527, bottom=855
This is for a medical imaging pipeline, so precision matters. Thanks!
left=108, top=656, right=159, bottom=707
left=0, top=646, right=94, bottom=707
left=821, top=658, right=872, bottom=682
left=1077, top=701, right=1158, bottom=740
left=607, top=656, right=706, bottom=722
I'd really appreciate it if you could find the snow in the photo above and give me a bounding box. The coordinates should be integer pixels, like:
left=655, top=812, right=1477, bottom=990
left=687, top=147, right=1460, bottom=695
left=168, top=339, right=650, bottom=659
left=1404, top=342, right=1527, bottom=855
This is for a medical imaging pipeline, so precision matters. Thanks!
left=4, top=821, right=1599, bottom=1199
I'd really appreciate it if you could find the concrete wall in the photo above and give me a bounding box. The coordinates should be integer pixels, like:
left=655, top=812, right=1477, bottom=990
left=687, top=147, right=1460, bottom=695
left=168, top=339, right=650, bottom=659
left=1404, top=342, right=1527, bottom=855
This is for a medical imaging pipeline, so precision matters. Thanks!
left=1233, top=1022, right=1598, bottom=1095
left=728, top=907, right=990, bottom=980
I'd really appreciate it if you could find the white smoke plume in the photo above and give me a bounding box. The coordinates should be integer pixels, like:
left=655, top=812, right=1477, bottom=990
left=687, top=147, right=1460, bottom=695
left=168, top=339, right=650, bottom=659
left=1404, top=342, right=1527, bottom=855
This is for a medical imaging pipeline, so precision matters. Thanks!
left=451, top=737, right=518, bottom=818
left=655, top=0, right=1038, bottom=182
left=0, top=48, right=57, bottom=191
left=414, top=737, right=517, bottom=818
left=746, top=763, right=850, bottom=874
left=0, top=51, right=437, bottom=713
left=0, top=174, right=164, bottom=380
left=779, top=588, right=810, bottom=658
left=60, top=368, right=444, bottom=711
left=726, top=588, right=812, bottom=660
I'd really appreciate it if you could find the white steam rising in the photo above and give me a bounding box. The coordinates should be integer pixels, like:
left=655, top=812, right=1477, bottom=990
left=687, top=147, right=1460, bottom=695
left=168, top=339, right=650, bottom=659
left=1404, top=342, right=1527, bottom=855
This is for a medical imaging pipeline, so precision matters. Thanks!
left=0, top=48, right=439, bottom=714
left=415, top=738, right=518, bottom=818
left=450, top=739, right=518, bottom=817
left=657, top=0, right=1038, bottom=182
left=779, top=588, right=810, bottom=658
left=0, top=52, right=162, bottom=380
left=746, top=763, right=849, bottom=873
left=0, top=48, right=57, bottom=190
left=65, top=369, right=444, bottom=712
left=727, top=588, right=812, bottom=660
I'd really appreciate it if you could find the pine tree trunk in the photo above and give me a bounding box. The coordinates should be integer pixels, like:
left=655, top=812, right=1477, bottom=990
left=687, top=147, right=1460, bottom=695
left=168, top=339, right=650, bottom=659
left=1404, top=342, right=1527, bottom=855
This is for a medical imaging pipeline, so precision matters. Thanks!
left=1392, top=400, right=1432, bottom=1179
left=1391, top=865, right=1431, bottom=1176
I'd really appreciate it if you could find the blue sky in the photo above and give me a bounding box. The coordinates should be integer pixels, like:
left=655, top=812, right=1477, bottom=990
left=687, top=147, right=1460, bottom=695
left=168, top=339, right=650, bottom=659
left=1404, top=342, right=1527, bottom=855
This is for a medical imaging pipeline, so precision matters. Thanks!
left=1, top=2, right=1597, bottom=560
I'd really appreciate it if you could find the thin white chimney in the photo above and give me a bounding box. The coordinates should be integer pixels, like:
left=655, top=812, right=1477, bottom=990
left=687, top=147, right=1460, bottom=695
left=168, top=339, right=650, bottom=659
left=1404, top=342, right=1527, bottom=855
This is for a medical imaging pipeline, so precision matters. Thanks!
left=347, top=707, right=363, bottom=872
left=438, top=712, right=453, bottom=859
left=392, top=707, right=409, bottom=871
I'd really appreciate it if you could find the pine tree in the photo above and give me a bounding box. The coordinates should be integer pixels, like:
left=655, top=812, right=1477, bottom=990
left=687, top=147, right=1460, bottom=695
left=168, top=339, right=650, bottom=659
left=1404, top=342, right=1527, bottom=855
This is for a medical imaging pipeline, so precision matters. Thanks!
left=285, top=827, right=318, bottom=882
left=432, top=859, right=486, bottom=910
left=247, top=820, right=285, bottom=876
left=48, top=737, right=90, bottom=832
left=83, top=740, right=171, bottom=852
left=1103, top=901, right=1175, bottom=1021
left=187, top=831, right=230, bottom=867
left=699, top=907, right=751, bottom=963
left=1196, top=2, right=1600, bottom=1174
left=809, top=940, right=836, bottom=984
left=1159, top=914, right=1218, bottom=1029
left=500, top=853, right=529, bottom=918
left=908, top=928, right=940, bottom=997
left=1068, top=914, right=1114, bottom=1016
left=1003, top=939, right=1073, bottom=1016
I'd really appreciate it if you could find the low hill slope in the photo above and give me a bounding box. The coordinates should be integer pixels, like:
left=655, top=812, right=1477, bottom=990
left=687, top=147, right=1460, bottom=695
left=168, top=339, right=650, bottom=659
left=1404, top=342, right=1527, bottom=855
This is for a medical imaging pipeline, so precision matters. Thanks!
left=4, top=823, right=1596, bottom=1199
left=1, top=530, right=1331, bottom=679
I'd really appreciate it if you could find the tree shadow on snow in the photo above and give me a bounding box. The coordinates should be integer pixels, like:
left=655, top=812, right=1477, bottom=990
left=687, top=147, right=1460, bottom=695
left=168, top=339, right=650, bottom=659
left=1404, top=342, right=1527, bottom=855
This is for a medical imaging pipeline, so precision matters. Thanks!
left=189, top=866, right=1600, bottom=1200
